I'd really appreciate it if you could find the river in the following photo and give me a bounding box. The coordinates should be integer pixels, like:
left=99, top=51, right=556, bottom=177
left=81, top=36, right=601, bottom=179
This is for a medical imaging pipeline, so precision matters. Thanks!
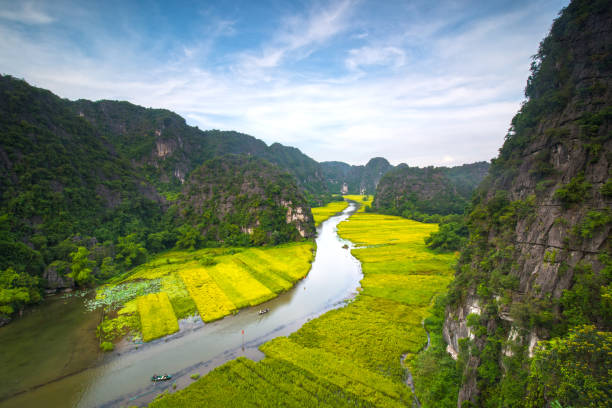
left=0, top=202, right=363, bottom=408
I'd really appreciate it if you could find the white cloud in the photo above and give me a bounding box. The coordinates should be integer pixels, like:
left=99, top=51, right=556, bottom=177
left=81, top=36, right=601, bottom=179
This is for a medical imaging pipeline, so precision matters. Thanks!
left=345, top=46, right=406, bottom=71
left=0, top=0, right=569, bottom=167
left=0, top=1, right=54, bottom=24
left=235, top=0, right=355, bottom=73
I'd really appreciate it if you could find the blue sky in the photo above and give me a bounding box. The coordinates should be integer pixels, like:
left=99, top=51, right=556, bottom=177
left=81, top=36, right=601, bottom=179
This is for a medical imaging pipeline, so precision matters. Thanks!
left=0, top=0, right=568, bottom=165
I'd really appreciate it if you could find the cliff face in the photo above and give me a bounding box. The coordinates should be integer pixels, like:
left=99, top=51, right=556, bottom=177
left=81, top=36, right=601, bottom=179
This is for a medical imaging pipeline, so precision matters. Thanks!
left=373, top=162, right=489, bottom=217
left=444, top=1, right=611, bottom=406
left=179, top=155, right=315, bottom=245
left=321, top=157, right=393, bottom=194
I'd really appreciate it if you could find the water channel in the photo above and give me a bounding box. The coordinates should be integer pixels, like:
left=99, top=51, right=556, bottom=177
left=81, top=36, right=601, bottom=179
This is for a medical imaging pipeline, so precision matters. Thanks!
left=0, top=202, right=363, bottom=408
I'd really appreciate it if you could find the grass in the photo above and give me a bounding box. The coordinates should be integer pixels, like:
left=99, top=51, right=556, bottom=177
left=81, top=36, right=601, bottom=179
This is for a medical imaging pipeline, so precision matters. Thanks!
left=342, top=194, right=373, bottom=212
left=137, top=292, right=180, bottom=342
left=149, top=212, right=456, bottom=407
left=311, top=201, right=348, bottom=226
left=95, top=242, right=314, bottom=341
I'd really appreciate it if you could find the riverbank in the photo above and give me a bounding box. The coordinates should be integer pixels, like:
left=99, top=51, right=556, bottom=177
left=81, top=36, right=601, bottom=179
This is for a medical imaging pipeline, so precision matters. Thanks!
left=149, top=212, right=455, bottom=407
left=0, top=203, right=363, bottom=408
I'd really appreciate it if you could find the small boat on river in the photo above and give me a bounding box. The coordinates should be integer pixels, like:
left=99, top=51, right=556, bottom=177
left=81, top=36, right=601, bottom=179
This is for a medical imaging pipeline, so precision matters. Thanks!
left=151, top=374, right=172, bottom=382
left=258, top=308, right=270, bottom=315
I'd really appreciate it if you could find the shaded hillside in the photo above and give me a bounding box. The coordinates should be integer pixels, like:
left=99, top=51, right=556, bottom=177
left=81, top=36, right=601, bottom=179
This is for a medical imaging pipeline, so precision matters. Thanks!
left=0, top=76, right=166, bottom=273
left=179, top=155, right=315, bottom=246
left=73, top=100, right=327, bottom=195
left=321, top=157, right=393, bottom=194
left=373, top=162, right=489, bottom=220
left=443, top=1, right=611, bottom=406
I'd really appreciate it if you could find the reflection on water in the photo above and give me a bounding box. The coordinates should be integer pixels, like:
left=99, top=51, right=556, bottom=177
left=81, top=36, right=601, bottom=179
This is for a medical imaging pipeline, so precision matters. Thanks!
left=0, top=203, right=362, bottom=408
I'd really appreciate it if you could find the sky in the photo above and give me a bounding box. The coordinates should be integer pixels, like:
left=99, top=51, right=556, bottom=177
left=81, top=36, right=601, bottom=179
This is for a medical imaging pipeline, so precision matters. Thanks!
left=0, top=0, right=569, bottom=166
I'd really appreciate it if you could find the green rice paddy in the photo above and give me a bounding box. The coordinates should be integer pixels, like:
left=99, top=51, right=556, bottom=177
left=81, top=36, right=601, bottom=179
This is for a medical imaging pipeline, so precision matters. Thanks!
left=96, top=243, right=314, bottom=343
left=148, top=212, right=455, bottom=407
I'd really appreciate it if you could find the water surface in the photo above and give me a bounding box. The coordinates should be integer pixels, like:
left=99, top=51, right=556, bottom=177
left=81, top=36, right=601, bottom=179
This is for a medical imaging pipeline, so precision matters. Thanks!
left=0, top=202, right=362, bottom=407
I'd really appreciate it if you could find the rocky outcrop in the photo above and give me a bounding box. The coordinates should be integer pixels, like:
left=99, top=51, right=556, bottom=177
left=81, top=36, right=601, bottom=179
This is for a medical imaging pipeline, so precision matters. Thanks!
left=282, top=201, right=310, bottom=237
left=444, top=1, right=611, bottom=405
left=179, top=155, right=315, bottom=244
left=43, top=261, right=75, bottom=290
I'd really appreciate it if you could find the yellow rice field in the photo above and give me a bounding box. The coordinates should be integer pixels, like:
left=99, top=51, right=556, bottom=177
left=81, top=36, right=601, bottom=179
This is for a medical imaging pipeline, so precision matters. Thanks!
left=101, top=242, right=314, bottom=341
left=311, top=201, right=348, bottom=226
left=342, top=194, right=373, bottom=212
left=179, top=266, right=237, bottom=322
left=137, top=292, right=179, bottom=342
left=150, top=211, right=456, bottom=407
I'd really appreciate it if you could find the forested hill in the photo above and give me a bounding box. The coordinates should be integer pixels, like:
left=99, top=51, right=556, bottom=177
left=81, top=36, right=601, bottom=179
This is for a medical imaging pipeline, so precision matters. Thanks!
left=0, top=76, right=317, bottom=325
left=73, top=99, right=327, bottom=196
left=443, top=0, right=611, bottom=406
left=179, top=154, right=315, bottom=246
left=321, top=157, right=393, bottom=195
left=373, top=161, right=490, bottom=220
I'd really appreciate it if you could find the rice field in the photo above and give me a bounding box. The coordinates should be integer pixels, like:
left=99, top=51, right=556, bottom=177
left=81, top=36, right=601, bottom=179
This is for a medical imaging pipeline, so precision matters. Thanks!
left=311, top=201, right=348, bottom=226
left=137, top=292, right=180, bottom=342
left=149, top=212, right=456, bottom=407
left=96, top=242, right=314, bottom=341
left=342, top=194, right=373, bottom=212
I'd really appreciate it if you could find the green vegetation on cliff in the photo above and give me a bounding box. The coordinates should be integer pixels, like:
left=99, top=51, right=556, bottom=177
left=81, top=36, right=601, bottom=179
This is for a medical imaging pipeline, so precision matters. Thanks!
left=179, top=154, right=314, bottom=246
left=442, top=1, right=611, bottom=406
left=321, top=157, right=393, bottom=195
left=373, top=162, right=489, bottom=222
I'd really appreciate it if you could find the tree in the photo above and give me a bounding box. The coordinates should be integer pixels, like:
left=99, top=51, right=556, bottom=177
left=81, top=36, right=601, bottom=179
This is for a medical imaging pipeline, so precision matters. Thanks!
left=0, top=267, right=36, bottom=316
left=69, top=246, right=95, bottom=285
left=175, top=225, right=201, bottom=250
left=526, top=325, right=611, bottom=407
left=116, top=234, right=148, bottom=268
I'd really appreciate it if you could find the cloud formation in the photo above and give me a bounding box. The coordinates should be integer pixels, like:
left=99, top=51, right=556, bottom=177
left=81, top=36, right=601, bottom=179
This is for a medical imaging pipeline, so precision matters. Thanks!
left=0, top=0, right=569, bottom=166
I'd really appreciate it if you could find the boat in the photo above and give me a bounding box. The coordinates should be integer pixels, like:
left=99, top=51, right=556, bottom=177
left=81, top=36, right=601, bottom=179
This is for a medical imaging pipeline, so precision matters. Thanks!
left=258, top=308, right=270, bottom=315
left=151, top=374, right=172, bottom=382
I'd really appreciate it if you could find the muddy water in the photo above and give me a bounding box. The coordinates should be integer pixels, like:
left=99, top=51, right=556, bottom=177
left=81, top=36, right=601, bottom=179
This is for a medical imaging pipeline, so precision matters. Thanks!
left=0, top=202, right=363, bottom=408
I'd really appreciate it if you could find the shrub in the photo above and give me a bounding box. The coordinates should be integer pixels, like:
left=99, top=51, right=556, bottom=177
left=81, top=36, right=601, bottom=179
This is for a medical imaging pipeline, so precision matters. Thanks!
left=554, top=173, right=591, bottom=208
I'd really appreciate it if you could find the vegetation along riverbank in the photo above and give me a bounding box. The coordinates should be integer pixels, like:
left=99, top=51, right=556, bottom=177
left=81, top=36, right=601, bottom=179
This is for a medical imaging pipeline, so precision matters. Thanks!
left=148, top=211, right=455, bottom=406
left=93, top=242, right=314, bottom=347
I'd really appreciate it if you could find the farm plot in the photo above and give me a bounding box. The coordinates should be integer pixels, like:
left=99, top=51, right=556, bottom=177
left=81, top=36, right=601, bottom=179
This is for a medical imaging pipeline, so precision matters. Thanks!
left=179, top=266, right=236, bottom=322
left=342, top=194, right=373, bottom=212
left=148, top=212, right=456, bottom=406
left=95, top=242, right=315, bottom=342
left=311, top=201, right=349, bottom=226
left=137, top=292, right=179, bottom=342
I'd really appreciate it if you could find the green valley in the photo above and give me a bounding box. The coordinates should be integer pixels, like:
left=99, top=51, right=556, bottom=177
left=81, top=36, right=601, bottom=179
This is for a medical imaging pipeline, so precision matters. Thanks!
left=148, top=212, right=456, bottom=407
left=0, top=0, right=609, bottom=407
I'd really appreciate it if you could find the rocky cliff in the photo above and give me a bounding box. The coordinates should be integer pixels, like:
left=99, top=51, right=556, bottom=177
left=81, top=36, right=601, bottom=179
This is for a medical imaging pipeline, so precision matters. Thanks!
left=321, top=157, right=393, bottom=194
left=179, top=155, right=315, bottom=246
left=443, top=1, right=611, bottom=406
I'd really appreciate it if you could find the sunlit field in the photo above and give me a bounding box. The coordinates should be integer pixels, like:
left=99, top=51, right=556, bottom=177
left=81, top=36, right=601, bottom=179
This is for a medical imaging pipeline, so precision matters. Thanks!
left=311, top=201, right=348, bottom=226
left=96, top=242, right=314, bottom=342
left=342, top=194, right=373, bottom=212
left=149, top=212, right=455, bottom=407
left=137, top=292, right=180, bottom=342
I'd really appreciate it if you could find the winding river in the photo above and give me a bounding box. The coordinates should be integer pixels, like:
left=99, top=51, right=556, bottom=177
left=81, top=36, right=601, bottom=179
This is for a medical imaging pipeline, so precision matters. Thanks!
left=0, top=202, right=363, bottom=408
